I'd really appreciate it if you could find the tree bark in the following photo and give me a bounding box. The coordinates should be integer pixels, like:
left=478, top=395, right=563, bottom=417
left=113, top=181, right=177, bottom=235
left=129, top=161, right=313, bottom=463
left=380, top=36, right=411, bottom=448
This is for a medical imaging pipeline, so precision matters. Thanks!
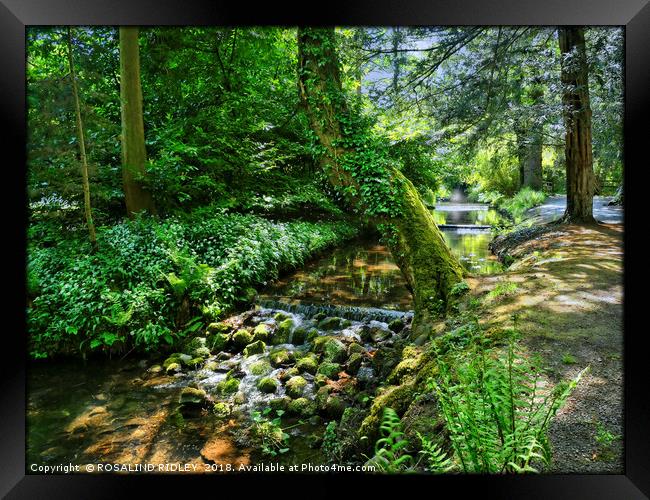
left=66, top=28, right=97, bottom=250
left=297, top=28, right=464, bottom=334
left=558, top=27, right=596, bottom=224
left=119, top=27, right=156, bottom=217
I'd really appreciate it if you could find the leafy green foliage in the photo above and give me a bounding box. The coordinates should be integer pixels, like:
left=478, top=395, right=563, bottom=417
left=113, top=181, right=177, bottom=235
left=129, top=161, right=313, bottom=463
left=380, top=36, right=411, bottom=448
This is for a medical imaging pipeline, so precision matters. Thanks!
left=499, top=187, right=547, bottom=222
left=429, top=341, right=586, bottom=473
left=250, top=407, right=291, bottom=457
left=373, top=407, right=413, bottom=473
left=27, top=212, right=357, bottom=358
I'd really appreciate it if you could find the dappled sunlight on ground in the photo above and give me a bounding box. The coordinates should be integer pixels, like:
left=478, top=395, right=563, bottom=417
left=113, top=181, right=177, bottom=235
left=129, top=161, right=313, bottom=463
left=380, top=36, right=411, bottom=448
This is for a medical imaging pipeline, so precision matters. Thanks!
left=469, top=222, right=623, bottom=473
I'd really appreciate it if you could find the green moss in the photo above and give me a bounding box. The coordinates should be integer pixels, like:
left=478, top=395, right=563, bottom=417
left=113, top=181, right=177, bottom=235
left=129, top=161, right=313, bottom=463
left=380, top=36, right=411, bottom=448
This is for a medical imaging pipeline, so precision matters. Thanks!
left=253, top=323, right=271, bottom=342
left=207, top=332, right=229, bottom=352
left=216, top=377, right=240, bottom=396
left=193, top=346, right=211, bottom=358
left=272, top=318, right=294, bottom=345
left=249, top=359, right=272, bottom=376
left=347, top=352, right=363, bottom=375
left=232, top=329, right=254, bottom=349
left=288, top=397, right=316, bottom=417
left=213, top=402, right=231, bottom=419
left=243, top=340, right=266, bottom=357
left=391, top=172, right=464, bottom=335
left=186, top=357, right=204, bottom=369
left=324, top=395, right=346, bottom=419
left=348, top=342, right=365, bottom=355
left=269, top=348, right=295, bottom=367
left=166, top=362, right=181, bottom=374
left=257, top=377, right=279, bottom=394
left=179, top=386, right=207, bottom=405
left=317, top=361, right=341, bottom=379
left=163, top=355, right=182, bottom=370
left=318, top=317, right=343, bottom=330
left=274, top=312, right=291, bottom=322
left=291, top=326, right=308, bottom=345
left=296, top=355, right=318, bottom=374
left=207, top=322, right=231, bottom=335
left=285, top=376, right=308, bottom=398
left=358, top=382, right=416, bottom=442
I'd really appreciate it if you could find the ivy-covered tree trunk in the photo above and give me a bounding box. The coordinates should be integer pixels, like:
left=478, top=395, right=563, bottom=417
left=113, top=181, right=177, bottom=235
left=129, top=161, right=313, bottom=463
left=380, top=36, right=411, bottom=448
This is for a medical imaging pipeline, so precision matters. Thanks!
left=558, top=27, right=596, bottom=224
left=119, top=27, right=156, bottom=217
left=66, top=28, right=97, bottom=250
left=297, top=28, right=464, bottom=334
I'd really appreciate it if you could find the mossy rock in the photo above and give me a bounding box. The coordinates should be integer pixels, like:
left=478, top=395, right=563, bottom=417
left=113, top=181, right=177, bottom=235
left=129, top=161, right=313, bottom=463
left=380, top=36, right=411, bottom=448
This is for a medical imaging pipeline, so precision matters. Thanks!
left=314, top=374, right=328, bottom=388
left=204, top=361, right=218, bottom=371
left=388, top=318, right=405, bottom=333
left=317, top=362, right=341, bottom=380
left=193, top=346, right=211, bottom=359
left=348, top=342, right=365, bottom=356
left=207, top=333, right=230, bottom=352
left=243, top=340, right=266, bottom=357
left=179, top=387, right=208, bottom=406
left=317, top=317, right=344, bottom=330
left=341, top=319, right=352, bottom=328
left=253, top=323, right=271, bottom=342
left=358, top=382, right=416, bottom=442
left=306, top=328, right=320, bottom=344
left=315, top=385, right=332, bottom=411
left=274, top=312, right=291, bottom=322
left=322, top=338, right=347, bottom=364
left=400, top=394, right=445, bottom=452
left=163, top=355, right=182, bottom=370
left=216, top=377, right=240, bottom=396
left=269, top=397, right=290, bottom=412
left=313, top=312, right=327, bottom=322
left=286, top=366, right=300, bottom=378
left=147, top=365, right=163, bottom=374
left=249, top=359, right=272, bottom=376
left=295, top=355, right=318, bottom=375
left=285, top=376, right=308, bottom=399
left=213, top=402, right=231, bottom=419
left=386, top=346, right=423, bottom=385
left=291, top=326, right=308, bottom=345
left=347, top=352, right=363, bottom=376
left=269, top=349, right=295, bottom=367
left=186, top=357, right=204, bottom=369
left=287, top=397, right=316, bottom=417
left=207, top=321, right=231, bottom=335
left=257, top=377, right=279, bottom=394
left=272, top=318, right=294, bottom=345
left=336, top=407, right=369, bottom=460
left=232, top=329, right=254, bottom=349
left=324, top=395, right=346, bottom=419
left=166, top=362, right=182, bottom=374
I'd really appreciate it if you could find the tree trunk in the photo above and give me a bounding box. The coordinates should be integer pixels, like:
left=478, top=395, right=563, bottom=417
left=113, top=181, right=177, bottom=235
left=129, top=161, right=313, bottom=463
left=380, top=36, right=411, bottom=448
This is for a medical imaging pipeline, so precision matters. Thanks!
left=297, top=28, right=464, bottom=334
left=558, top=27, right=595, bottom=224
left=119, top=27, right=156, bottom=217
left=66, top=28, right=97, bottom=250
left=522, top=125, right=543, bottom=190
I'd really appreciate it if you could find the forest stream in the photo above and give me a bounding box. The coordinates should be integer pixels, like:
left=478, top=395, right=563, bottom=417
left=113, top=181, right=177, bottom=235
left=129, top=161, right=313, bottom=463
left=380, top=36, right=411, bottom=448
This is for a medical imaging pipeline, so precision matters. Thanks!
left=27, top=203, right=508, bottom=471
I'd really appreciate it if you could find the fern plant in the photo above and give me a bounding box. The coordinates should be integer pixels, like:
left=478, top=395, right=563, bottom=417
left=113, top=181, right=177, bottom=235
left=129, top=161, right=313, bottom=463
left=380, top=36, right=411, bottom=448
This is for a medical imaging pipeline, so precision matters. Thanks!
left=429, top=341, right=585, bottom=473
left=374, top=407, right=413, bottom=473
left=417, top=432, right=452, bottom=473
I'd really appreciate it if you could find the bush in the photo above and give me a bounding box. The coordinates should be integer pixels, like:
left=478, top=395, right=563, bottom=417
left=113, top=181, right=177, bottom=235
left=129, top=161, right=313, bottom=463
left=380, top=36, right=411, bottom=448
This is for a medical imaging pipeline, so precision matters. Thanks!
left=27, top=211, right=358, bottom=358
left=499, top=188, right=546, bottom=222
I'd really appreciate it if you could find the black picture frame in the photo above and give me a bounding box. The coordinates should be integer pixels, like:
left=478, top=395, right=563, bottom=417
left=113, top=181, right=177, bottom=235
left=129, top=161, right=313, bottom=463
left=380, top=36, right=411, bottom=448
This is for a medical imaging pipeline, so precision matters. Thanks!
left=2, top=0, right=648, bottom=497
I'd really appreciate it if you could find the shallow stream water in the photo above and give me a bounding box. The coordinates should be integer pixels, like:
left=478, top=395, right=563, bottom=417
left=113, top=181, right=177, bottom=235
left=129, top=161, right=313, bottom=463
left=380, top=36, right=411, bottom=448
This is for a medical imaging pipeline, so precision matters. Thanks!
left=27, top=202, right=504, bottom=472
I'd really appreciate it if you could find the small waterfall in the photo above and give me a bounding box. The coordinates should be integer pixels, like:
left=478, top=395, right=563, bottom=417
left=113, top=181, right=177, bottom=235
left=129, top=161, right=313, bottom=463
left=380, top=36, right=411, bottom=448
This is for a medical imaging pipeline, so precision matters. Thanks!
left=257, top=299, right=413, bottom=324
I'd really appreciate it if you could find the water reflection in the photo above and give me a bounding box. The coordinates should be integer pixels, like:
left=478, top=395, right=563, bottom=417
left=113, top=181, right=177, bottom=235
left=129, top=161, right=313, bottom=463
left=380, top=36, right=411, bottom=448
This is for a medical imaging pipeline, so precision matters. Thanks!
left=261, top=240, right=413, bottom=310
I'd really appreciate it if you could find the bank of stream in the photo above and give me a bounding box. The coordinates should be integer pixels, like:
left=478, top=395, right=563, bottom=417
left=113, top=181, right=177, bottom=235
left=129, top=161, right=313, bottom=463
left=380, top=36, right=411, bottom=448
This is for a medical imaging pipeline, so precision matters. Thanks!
left=27, top=203, right=508, bottom=472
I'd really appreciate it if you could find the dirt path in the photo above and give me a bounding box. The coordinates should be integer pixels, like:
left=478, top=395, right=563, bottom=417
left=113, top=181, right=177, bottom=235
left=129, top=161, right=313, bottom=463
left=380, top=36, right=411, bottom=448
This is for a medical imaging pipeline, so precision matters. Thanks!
left=468, top=223, right=623, bottom=473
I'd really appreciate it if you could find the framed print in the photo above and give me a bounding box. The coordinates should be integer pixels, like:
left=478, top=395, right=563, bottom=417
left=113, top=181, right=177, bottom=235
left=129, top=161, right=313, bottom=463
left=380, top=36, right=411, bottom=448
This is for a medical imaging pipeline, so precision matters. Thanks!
left=1, top=0, right=648, bottom=497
